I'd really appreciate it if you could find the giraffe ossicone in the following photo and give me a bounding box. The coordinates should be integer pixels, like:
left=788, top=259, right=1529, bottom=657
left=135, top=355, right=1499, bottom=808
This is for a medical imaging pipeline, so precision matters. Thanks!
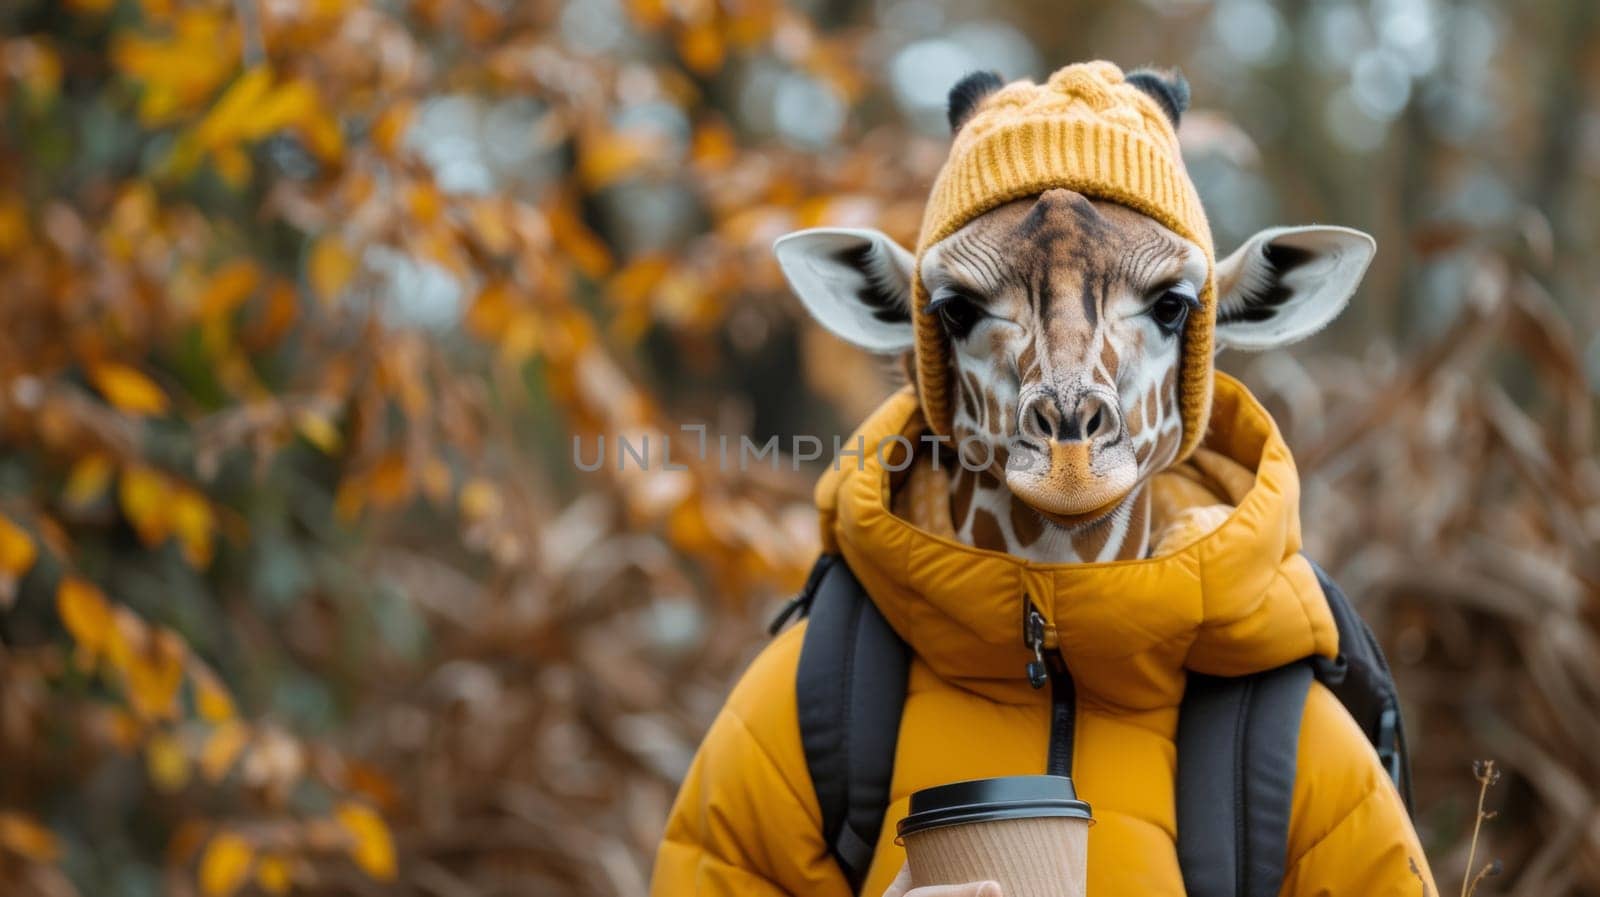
left=774, top=68, right=1376, bottom=564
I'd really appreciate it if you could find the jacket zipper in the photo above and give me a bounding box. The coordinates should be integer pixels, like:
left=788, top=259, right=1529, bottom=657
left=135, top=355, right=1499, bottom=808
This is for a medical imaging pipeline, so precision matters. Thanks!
left=1024, top=600, right=1076, bottom=777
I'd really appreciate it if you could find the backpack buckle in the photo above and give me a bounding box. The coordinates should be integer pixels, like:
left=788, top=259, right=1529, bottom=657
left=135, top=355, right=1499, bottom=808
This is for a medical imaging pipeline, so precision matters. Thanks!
left=1376, top=706, right=1402, bottom=786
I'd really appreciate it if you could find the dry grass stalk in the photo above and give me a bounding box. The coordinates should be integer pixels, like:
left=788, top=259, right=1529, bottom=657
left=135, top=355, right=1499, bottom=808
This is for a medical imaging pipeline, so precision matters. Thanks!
left=1461, top=760, right=1503, bottom=897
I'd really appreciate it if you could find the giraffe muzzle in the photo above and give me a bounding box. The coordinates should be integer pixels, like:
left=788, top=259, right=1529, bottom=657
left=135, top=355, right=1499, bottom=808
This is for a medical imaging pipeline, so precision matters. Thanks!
left=1006, top=388, right=1137, bottom=523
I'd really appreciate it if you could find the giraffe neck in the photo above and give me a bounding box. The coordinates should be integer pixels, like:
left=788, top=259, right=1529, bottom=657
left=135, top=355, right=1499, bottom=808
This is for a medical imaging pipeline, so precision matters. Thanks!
left=948, top=466, right=1152, bottom=563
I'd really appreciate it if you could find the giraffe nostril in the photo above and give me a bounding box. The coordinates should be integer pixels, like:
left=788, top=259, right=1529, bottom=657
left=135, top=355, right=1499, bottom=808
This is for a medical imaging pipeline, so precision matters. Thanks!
left=1086, top=407, right=1104, bottom=438
left=1033, top=406, right=1054, bottom=439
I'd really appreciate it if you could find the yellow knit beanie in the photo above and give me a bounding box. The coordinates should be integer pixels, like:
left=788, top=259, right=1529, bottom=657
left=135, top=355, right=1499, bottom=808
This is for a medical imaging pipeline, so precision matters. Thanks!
left=913, top=61, right=1216, bottom=463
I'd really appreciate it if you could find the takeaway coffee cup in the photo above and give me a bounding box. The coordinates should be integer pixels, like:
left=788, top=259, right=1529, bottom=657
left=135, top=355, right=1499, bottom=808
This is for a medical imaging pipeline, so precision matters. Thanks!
left=897, top=775, right=1093, bottom=897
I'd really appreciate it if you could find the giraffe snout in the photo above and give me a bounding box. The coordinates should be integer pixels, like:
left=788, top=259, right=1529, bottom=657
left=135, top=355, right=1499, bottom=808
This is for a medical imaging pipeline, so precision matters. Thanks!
left=1019, top=388, right=1123, bottom=446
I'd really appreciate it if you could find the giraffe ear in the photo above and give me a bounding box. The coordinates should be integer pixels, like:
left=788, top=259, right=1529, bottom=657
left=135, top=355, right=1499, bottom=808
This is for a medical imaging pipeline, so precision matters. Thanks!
left=773, top=227, right=917, bottom=353
left=1213, top=225, right=1376, bottom=352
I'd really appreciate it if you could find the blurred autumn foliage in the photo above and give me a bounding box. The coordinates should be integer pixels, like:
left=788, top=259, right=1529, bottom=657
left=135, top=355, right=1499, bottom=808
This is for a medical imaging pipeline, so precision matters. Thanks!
left=0, top=0, right=1596, bottom=896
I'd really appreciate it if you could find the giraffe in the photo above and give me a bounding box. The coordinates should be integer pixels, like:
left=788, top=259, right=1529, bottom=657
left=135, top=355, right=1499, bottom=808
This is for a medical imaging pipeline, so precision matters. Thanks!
left=774, top=70, right=1377, bottom=564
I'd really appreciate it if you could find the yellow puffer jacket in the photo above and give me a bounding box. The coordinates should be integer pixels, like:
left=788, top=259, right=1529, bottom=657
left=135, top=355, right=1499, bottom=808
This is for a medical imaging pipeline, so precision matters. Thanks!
left=652, top=374, right=1434, bottom=897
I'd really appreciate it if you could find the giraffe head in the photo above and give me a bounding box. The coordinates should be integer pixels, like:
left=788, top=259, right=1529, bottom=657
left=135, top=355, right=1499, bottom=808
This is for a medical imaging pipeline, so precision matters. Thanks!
left=776, top=70, right=1376, bottom=538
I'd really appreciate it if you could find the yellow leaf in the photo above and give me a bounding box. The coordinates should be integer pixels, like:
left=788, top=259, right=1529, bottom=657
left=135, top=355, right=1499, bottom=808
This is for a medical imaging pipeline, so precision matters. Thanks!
left=114, top=616, right=186, bottom=721
left=89, top=362, right=170, bottom=416
left=198, top=832, right=254, bottom=897
left=213, top=144, right=252, bottom=188
left=240, top=78, right=316, bottom=140
left=308, top=235, right=356, bottom=305
left=334, top=803, right=396, bottom=881
left=0, top=513, right=36, bottom=608
left=146, top=729, right=191, bottom=792
left=119, top=465, right=173, bottom=547
left=170, top=488, right=216, bottom=569
left=0, top=811, right=60, bottom=862
left=111, top=10, right=239, bottom=126
left=293, top=409, right=342, bottom=454
left=57, top=576, right=112, bottom=660
left=255, top=853, right=293, bottom=894
left=63, top=454, right=115, bottom=509
left=198, top=261, right=261, bottom=321
left=196, top=67, right=273, bottom=150
left=0, top=512, right=37, bottom=577
left=459, top=478, right=501, bottom=522
left=199, top=720, right=248, bottom=782
left=191, top=663, right=236, bottom=722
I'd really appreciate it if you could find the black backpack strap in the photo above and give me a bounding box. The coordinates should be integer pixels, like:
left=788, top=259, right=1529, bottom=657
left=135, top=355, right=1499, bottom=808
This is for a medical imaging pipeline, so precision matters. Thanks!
left=793, top=555, right=911, bottom=894
left=1304, top=559, right=1414, bottom=810
left=1176, top=661, right=1314, bottom=897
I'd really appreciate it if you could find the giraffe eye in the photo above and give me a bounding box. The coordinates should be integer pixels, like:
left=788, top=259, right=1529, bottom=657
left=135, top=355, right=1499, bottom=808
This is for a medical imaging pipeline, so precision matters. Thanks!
left=1149, top=288, right=1197, bottom=335
left=924, top=291, right=986, bottom=340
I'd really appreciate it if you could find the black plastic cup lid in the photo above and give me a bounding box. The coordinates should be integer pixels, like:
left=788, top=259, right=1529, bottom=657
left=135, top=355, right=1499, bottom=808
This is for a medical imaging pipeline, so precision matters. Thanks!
left=897, top=775, right=1093, bottom=840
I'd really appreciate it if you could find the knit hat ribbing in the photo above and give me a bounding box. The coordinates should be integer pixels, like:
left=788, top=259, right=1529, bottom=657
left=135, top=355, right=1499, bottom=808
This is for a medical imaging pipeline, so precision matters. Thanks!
left=912, top=61, right=1217, bottom=463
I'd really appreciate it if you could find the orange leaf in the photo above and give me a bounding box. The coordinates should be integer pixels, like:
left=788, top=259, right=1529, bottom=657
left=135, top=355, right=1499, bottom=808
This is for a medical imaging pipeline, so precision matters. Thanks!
left=334, top=803, right=396, bottom=881
left=466, top=280, right=516, bottom=342
left=403, top=181, right=443, bottom=225
left=578, top=129, right=658, bottom=190
left=198, top=832, right=254, bottom=897
left=170, top=488, right=216, bottom=569
left=200, top=720, right=248, bottom=782
left=0, top=192, right=28, bottom=256
left=89, top=362, right=170, bottom=416
left=548, top=201, right=613, bottom=279
left=119, top=465, right=173, bottom=547
left=0, top=511, right=38, bottom=582
left=676, top=20, right=726, bottom=74
left=198, top=260, right=261, bottom=321
left=366, top=453, right=413, bottom=511
left=308, top=234, right=356, bottom=305
left=63, top=453, right=115, bottom=509
left=146, top=729, right=191, bottom=792
left=57, top=576, right=113, bottom=661
left=255, top=853, right=293, bottom=894
left=244, top=280, right=300, bottom=349
left=371, top=101, right=413, bottom=157
left=114, top=615, right=186, bottom=721
left=0, top=811, right=60, bottom=862
left=191, top=663, right=236, bottom=723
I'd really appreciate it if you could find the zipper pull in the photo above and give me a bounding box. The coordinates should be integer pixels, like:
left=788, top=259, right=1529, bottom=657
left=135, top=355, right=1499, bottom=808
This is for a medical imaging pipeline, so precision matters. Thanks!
left=1023, top=604, right=1049, bottom=689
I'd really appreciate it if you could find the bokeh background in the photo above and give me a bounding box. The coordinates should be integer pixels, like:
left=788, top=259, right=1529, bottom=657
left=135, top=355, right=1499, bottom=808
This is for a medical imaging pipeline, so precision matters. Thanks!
left=1, top=0, right=1597, bottom=895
